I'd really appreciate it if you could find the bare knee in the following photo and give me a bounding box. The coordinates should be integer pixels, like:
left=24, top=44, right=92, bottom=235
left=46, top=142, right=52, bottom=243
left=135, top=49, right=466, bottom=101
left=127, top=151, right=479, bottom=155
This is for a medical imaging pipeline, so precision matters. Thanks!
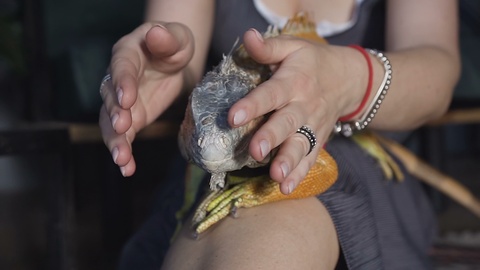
left=161, top=197, right=339, bottom=270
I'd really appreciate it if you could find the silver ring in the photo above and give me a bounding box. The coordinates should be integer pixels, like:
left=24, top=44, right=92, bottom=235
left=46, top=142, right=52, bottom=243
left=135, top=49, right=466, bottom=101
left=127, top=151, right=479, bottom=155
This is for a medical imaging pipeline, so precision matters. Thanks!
left=99, top=74, right=112, bottom=95
left=296, top=125, right=317, bottom=156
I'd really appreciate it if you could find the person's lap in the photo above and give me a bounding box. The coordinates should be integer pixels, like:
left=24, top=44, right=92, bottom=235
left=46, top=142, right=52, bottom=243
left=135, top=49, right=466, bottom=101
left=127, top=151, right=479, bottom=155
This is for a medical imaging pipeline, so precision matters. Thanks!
left=161, top=197, right=339, bottom=270
left=119, top=136, right=436, bottom=270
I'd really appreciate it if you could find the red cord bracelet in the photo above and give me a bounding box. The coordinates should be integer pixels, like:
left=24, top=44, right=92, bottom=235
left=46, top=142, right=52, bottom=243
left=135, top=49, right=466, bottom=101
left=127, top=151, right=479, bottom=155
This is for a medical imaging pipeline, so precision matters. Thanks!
left=338, top=45, right=374, bottom=122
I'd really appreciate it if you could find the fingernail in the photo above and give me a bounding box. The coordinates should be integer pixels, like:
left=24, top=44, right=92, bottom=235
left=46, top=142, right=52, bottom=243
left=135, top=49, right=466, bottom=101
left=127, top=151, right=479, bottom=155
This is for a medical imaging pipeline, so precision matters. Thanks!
left=259, top=140, right=270, bottom=158
left=111, top=113, right=119, bottom=129
left=250, top=28, right=264, bottom=42
left=112, top=147, right=119, bottom=164
left=120, top=166, right=126, bottom=177
left=288, top=181, right=296, bottom=194
left=280, top=162, right=289, bottom=178
left=116, top=88, right=123, bottom=106
left=154, top=24, right=167, bottom=30
left=233, top=109, right=246, bottom=126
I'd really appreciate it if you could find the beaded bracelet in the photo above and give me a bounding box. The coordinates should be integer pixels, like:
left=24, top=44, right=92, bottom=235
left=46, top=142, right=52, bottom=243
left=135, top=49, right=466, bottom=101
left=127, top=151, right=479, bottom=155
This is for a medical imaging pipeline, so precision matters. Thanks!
left=334, top=49, right=392, bottom=137
left=339, top=45, right=374, bottom=122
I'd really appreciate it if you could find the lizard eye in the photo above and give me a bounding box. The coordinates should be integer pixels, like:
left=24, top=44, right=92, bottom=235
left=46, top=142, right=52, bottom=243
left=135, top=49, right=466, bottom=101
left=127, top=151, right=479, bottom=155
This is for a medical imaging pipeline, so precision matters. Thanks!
left=217, top=85, right=227, bottom=96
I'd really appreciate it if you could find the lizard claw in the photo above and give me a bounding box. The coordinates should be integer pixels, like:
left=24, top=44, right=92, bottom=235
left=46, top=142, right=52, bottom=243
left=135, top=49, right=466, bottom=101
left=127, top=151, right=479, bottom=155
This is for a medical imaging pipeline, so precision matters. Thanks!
left=209, top=172, right=227, bottom=191
left=192, top=175, right=276, bottom=235
left=230, top=206, right=238, bottom=218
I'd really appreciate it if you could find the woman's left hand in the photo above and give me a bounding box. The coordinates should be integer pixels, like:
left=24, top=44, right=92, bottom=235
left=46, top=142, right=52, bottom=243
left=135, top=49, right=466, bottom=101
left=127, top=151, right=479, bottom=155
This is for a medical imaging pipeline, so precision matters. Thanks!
left=228, top=29, right=366, bottom=195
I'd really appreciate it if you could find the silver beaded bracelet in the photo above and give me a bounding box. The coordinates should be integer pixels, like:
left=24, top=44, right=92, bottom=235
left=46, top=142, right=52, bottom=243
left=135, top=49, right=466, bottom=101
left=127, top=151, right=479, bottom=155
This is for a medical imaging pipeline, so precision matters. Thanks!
left=334, top=49, right=392, bottom=137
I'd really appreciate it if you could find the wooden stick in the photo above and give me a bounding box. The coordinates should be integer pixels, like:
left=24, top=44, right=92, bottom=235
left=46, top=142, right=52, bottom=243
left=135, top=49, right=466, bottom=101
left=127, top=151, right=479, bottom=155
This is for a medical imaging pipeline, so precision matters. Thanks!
left=377, top=135, right=480, bottom=218
left=427, top=108, right=480, bottom=126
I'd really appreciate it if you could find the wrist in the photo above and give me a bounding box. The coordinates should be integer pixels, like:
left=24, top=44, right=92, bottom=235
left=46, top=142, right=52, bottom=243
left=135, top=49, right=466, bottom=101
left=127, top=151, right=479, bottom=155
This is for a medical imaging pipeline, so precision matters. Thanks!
left=334, top=48, right=393, bottom=137
left=338, top=45, right=374, bottom=122
left=329, top=45, right=371, bottom=121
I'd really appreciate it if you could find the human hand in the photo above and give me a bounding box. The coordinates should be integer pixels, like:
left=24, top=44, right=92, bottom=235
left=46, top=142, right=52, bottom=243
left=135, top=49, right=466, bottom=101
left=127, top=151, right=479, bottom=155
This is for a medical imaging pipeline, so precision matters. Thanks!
left=229, top=29, right=366, bottom=194
left=99, top=22, right=194, bottom=176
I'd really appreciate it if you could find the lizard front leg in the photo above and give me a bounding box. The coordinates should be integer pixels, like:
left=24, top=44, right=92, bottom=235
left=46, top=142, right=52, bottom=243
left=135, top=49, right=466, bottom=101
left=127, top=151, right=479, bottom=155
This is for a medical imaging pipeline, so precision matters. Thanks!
left=191, top=149, right=338, bottom=237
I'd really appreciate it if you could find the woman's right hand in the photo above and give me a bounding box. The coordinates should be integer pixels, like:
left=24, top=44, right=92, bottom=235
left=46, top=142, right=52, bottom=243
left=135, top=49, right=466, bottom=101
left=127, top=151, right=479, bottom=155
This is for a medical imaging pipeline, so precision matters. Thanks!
left=99, top=22, right=195, bottom=177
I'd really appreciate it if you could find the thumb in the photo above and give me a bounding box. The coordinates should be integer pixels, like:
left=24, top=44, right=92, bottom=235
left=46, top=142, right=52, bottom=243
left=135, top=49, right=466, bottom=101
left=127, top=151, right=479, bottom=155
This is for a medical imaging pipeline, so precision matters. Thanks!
left=145, top=22, right=195, bottom=73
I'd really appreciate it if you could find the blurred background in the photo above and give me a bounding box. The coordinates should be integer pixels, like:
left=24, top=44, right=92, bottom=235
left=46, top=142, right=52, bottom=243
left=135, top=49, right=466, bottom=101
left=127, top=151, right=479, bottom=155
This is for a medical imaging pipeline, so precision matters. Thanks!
left=0, top=0, right=479, bottom=269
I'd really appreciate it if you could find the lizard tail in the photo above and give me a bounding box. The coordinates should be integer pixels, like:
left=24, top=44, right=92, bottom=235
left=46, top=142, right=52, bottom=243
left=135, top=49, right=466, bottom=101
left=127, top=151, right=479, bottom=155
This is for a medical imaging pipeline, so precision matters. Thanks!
left=377, top=135, right=480, bottom=218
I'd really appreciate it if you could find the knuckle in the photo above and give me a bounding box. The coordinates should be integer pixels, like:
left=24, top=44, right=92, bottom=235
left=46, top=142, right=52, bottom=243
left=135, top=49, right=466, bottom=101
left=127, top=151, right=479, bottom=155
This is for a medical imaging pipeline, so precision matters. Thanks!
left=245, top=84, right=278, bottom=117
left=262, top=126, right=280, bottom=148
left=262, top=84, right=279, bottom=112
left=111, top=54, right=137, bottom=73
left=283, top=111, right=299, bottom=131
left=293, top=133, right=310, bottom=156
left=266, top=39, right=281, bottom=60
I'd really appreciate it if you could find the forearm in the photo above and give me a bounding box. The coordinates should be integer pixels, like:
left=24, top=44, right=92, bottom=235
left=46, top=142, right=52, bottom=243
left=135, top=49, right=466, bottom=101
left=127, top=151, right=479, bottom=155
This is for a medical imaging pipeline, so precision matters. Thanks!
left=345, top=0, right=460, bottom=131
left=368, top=45, right=460, bottom=131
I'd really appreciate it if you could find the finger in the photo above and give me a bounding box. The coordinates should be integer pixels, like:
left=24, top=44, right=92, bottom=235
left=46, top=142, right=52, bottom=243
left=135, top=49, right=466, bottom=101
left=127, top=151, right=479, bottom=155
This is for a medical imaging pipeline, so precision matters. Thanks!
left=250, top=102, right=332, bottom=169
left=242, top=28, right=305, bottom=65
left=248, top=102, right=305, bottom=160
left=268, top=132, right=311, bottom=183
left=145, top=23, right=195, bottom=73
left=110, top=22, right=194, bottom=111
left=269, top=123, right=332, bottom=194
left=247, top=101, right=326, bottom=194
left=229, top=54, right=321, bottom=130
left=110, top=38, right=141, bottom=110
left=229, top=33, right=315, bottom=128
left=119, top=157, right=137, bottom=177
left=228, top=72, right=296, bottom=128
left=100, top=75, right=133, bottom=134
left=273, top=142, right=319, bottom=195
left=99, top=106, right=137, bottom=175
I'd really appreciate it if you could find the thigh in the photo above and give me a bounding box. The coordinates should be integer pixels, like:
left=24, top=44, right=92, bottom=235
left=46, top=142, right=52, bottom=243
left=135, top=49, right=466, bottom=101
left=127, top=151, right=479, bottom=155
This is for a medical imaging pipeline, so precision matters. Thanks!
left=161, top=197, right=339, bottom=270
